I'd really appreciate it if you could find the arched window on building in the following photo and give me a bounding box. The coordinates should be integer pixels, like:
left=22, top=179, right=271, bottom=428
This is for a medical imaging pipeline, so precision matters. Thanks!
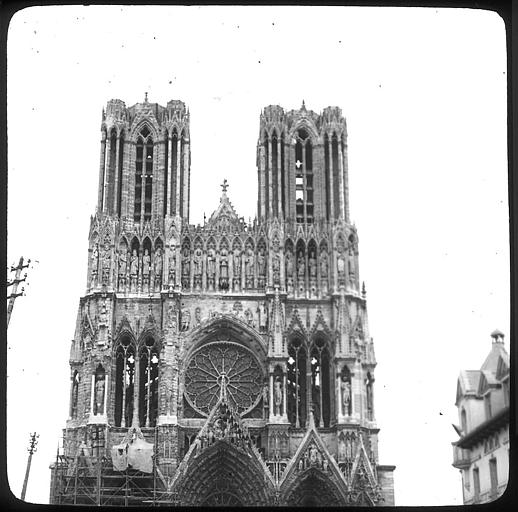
left=70, top=370, right=79, bottom=419
left=310, top=337, right=331, bottom=427
left=114, top=337, right=136, bottom=427
left=287, top=337, right=307, bottom=428
left=134, top=126, right=154, bottom=222
left=139, top=337, right=160, bottom=427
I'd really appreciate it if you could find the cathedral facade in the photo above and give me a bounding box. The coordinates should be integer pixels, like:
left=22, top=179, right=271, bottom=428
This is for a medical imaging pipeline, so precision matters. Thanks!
left=49, top=97, right=395, bottom=506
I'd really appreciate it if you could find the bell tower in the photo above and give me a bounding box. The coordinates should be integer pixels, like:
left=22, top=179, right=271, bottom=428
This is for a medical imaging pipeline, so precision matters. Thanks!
left=97, top=96, right=191, bottom=223
left=257, top=102, right=349, bottom=223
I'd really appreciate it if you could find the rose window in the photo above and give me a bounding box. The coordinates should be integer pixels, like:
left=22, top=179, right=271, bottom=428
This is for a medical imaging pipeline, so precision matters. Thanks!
left=184, top=342, right=263, bottom=416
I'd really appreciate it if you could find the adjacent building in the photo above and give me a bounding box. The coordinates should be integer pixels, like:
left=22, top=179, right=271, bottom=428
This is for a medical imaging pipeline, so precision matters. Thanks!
left=452, top=330, right=510, bottom=504
left=49, top=96, right=395, bottom=506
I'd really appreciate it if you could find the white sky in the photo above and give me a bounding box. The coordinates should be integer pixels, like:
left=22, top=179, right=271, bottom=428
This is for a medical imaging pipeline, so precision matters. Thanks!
left=6, top=5, right=509, bottom=506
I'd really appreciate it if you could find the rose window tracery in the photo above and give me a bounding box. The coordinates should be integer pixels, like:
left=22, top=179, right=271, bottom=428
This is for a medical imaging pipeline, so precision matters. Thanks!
left=184, top=342, right=263, bottom=416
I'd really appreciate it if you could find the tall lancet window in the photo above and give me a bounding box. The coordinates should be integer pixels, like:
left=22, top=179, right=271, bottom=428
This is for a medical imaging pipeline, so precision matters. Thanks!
left=287, top=337, right=307, bottom=428
left=114, top=337, right=136, bottom=427
left=331, top=132, right=340, bottom=219
left=134, top=126, right=154, bottom=222
left=294, top=128, right=313, bottom=223
left=310, top=337, right=331, bottom=428
left=117, top=132, right=125, bottom=217
left=138, top=337, right=160, bottom=427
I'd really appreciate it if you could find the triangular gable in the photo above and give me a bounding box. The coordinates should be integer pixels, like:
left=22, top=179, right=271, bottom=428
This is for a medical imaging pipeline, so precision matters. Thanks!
left=279, top=413, right=347, bottom=491
left=309, top=309, right=332, bottom=339
left=206, top=189, right=243, bottom=231
left=114, top=316, right=134, bottom=340
left=348, top=433, right=383, bottom=505
left=286, top=308, right=308, bottom=338
left=170, top=388, right=274, bottom=491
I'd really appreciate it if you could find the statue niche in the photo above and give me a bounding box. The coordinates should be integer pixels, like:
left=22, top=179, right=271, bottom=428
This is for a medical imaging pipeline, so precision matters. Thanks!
left=153, top=244, right=163, bottom=292
left=219, top=245, right=229, bottom=290
left=93, top=365, right=106, bottom=416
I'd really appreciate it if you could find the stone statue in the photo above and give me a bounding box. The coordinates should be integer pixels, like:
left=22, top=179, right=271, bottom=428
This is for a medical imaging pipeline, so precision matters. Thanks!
left=220, top=249, right=229, bottom=279
left=274, top=376, right=283, bottom=415
left=258, top=302, right=267, bottom=330
left=91, top=245, right=99, bottom=274
left=309, top=445, right=318, bottom=465
left=348, top=247, right=355, bottom=283
left=130, top=249, right=138, bottom=275
left=233, top=249, right=241, bottom=275
left=337, top=251, right=346, bottom=277
left=272, top=253, right=280, bottom=274
left=257, top=249, right=266, bottom=276
left=168, top=252, right=176, bottom=284
left=94, top=375, right=105, bottom=415
left=263, top=384, right=269, bottom=408
left=118, top=250, right=127, bottom=276
left=207, top=248, right=216, bottom=277
left=167, top=304, right=177, bottom=331
left=99, top=301, right=108, bottom=325
left=297, top=251, right=305, bottom=278
left=320, top=251, right=328, bottom=277
left=181, top=309, right=191, bottom=331
left=193, top=248, right=203, bottom=276
left=285, top=250, right=293, bottom=276
left=154, top=247, right=163, bottom=279
left=309, top=251, right=317, bottom=277
left=182, top=248, right=190, bottom=276
left=142, top=249, right=151, bottom=277
left=101, top=243, right=111, bottom=284
left=245, top=246, right=254, bottom=276
left=194, top=307, right=202, bottom=326
left=341, top=376, right=351, bottom=416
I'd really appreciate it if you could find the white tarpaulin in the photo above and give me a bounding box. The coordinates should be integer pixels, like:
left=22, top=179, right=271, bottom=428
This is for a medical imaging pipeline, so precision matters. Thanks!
left=111, top=442, right=128, bottom=472
left=127, top=437, right=154, bottom=474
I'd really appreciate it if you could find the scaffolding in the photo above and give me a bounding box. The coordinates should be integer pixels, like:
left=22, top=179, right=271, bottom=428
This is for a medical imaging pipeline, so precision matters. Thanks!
left=51, top=427, right=171, bottom=506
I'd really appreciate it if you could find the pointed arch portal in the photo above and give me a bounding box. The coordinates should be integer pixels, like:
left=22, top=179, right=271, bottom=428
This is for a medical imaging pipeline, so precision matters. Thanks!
left=283, top=467, right=346, bottom=507
left=174, top=441, right=275, bottom=506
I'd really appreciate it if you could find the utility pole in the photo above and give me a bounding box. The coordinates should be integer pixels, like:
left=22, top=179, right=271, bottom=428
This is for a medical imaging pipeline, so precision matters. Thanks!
left=7, top=256, right=31, bottom=327
left=21, top=432, right=39, bottom=501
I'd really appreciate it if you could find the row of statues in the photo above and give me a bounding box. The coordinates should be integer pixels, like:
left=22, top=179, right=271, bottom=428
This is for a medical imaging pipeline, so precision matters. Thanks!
left=91, top=247, right=357, bottom=294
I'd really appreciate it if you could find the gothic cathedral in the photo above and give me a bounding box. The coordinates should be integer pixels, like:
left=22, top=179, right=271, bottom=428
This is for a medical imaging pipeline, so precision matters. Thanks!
left=49, top=97, right=395, bottom=506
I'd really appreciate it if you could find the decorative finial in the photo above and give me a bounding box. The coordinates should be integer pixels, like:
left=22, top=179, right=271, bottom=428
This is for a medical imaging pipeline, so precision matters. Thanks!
left=362, top=281, right=366, bottom=298
left=144, top=92, right=148, bottom=103
left=221, top=178, right=229, bottom=194
left=301, top=99, right=306, bottom=110
left=491, top=329, right=504, bottom=344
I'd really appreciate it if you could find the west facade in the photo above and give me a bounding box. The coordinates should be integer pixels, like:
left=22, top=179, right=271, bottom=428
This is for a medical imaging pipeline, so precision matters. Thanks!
left=49, top=96, right=395, bottom=506
left=452, top=330, right=510, bottom=504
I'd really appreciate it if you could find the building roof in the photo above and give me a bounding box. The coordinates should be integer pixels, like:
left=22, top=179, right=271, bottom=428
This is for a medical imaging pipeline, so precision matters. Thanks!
left=481, top=339, right=509, bottom=373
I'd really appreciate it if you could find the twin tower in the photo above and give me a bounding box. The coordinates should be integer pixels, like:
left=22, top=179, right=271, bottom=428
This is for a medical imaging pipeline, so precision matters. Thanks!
left=50, top=96, right=395, bottom=507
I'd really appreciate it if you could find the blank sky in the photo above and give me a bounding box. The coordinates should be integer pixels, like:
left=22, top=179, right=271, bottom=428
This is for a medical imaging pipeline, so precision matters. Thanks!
left=6, top=5, right=509, bottom=506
